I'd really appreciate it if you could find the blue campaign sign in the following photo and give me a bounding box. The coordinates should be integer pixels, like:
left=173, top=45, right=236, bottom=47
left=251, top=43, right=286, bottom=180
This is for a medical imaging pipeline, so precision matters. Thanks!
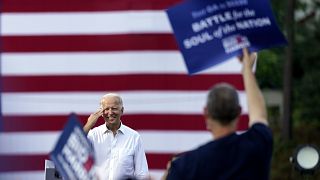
left=50, top=114, right=96, bottom=180
left=166, top=0, right=287, bottom=74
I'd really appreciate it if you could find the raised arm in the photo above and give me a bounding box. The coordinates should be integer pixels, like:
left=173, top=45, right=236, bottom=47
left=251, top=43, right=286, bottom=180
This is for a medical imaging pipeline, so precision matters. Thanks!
left=83, top=108, right=103, bottom=134
left=241, top=48, right=268, bottom=127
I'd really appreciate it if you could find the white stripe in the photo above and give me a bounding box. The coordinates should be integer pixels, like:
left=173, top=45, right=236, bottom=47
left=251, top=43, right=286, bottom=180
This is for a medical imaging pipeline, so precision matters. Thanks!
left=0, top=132, right=58, bottom=155
left=0, top=170, right=165, bottom=180
left=1, top=52, right=242, bottom=75
left=140, top=130, right=212, bottom=153
left=0, top=130, right=211, bottom=155
left=0, top=171, right=44, bottom=180
left=1, top=91, right=248, bottom=115
left=2, top=11, right=171, bottom=35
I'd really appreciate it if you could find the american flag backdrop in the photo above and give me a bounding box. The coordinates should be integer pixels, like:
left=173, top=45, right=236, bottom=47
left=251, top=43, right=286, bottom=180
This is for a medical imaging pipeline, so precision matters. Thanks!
left=0, top=0, right=249, bottom=179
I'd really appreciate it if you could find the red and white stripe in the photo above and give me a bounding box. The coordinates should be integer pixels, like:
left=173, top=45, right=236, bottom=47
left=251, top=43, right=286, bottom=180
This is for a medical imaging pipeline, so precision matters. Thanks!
left=0, top=0, right=248, bottom=179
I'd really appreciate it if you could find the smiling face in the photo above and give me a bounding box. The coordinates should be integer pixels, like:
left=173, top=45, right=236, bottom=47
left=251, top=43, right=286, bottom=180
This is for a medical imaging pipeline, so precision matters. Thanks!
left=100, top=94, right=123, bottom=130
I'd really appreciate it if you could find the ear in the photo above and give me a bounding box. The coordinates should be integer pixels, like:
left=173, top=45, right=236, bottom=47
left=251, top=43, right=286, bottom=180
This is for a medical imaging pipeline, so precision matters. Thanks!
left=237, top=106, right=242, bottom=117
left=204, top=107, right=212, bottom=130
left=121, top=107, right=124, bottom=114
left=204, top=106, right=209, bottom=119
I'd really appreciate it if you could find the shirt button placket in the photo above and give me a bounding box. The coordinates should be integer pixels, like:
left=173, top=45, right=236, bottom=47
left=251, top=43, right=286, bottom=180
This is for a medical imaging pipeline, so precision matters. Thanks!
left=109, top=133, right=118, bottom=180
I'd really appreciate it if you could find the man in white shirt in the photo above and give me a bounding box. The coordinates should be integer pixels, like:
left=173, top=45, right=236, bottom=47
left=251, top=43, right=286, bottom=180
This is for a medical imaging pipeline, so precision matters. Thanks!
left=83, top=93, right=149, bottom=180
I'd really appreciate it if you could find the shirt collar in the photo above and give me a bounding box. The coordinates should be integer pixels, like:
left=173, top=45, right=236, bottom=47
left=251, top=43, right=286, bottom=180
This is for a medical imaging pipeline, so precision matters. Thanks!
left=103, top=121, right=125, bottom=135
left=118, top=122, right=126, bottom=134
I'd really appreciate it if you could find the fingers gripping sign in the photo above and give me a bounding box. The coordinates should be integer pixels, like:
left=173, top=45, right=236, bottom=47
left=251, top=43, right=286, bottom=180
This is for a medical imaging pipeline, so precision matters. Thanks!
left=238, top=48, right=257, bottom=72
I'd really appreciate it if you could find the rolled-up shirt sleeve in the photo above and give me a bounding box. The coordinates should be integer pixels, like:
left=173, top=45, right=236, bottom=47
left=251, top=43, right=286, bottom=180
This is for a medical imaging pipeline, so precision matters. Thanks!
left=134, top=135, right=149, bottom=179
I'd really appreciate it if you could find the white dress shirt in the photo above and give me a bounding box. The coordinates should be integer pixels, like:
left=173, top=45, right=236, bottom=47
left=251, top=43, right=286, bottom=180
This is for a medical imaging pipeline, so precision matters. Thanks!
left=87, top=122, right=149, bottom=180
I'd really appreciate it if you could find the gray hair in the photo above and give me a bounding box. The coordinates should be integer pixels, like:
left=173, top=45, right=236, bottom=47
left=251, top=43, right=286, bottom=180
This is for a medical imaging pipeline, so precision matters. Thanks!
left=101, top=93, right=123, bottom=106
left=206, top=83, right=240, bottom=124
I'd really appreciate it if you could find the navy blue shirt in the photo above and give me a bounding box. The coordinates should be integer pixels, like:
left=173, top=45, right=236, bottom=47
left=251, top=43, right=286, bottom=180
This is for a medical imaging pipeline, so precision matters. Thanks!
left=167, top=123, right=273, bottom=180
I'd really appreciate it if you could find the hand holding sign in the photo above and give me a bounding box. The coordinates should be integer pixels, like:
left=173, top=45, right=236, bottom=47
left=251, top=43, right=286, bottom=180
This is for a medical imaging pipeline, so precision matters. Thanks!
left=166, top=0, right=287, bottom=74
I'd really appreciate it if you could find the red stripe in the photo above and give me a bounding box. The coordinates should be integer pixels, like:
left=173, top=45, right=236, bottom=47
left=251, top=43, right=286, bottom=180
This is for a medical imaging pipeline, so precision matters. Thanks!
left=2, top=34, right=178, bottom=52
left=0, top=155, right=50, bottom=172
left=147, top=153, right=174, bottom=169
left=2, top=0, right=180, bottom=12
left=2, top=114, right=249, bottom=132
left=0, top=153, right=174, bottom=172
left=2, top=74, right=244, bottom=92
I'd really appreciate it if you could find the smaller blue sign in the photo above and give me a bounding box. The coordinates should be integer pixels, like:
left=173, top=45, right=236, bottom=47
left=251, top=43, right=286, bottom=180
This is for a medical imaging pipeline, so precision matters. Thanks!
left=50, top=114, right=96, bottom=180
left=166, top=0, right=288, bottom=74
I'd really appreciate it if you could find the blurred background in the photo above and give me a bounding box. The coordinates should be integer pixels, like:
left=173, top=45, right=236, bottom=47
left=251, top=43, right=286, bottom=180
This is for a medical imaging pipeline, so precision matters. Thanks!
left=257, top=0, right=320, bottom=179
left=1, top=0, right=320, bottom=179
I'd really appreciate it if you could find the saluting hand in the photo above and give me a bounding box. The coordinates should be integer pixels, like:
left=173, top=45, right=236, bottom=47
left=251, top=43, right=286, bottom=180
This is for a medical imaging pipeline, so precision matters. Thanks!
left=88, top=108, right=104, bottom=125
left=84, top=107, right=104, bottom=134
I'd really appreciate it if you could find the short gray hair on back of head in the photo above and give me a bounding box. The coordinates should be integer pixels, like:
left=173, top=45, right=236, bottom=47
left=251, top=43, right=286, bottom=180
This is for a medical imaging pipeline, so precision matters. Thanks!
left=206, top=83, right=240, bottom=125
